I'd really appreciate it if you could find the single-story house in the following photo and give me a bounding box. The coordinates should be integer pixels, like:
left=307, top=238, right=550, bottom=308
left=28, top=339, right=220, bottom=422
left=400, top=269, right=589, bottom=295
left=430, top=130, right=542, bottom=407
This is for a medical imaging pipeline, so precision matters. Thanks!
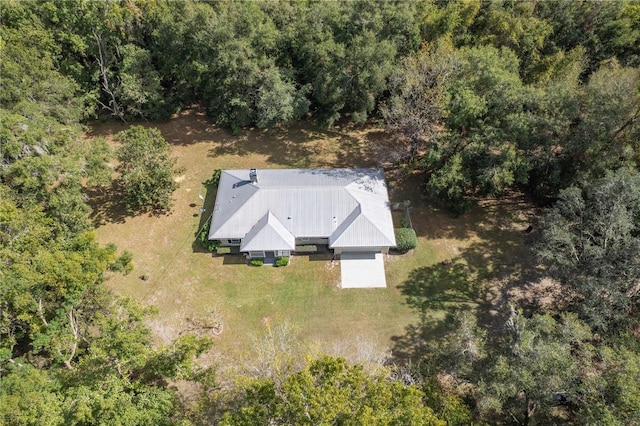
left=208, top=168, right=396, bottom=287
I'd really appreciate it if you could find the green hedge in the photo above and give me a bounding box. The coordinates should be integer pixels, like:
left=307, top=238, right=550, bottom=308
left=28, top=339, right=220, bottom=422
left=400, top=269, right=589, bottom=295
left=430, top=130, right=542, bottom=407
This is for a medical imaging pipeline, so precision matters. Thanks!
left=250, top=258, right=264, bottom=267
left=204, top=169, right=222, bottom=186
left=395, top=228, right=417, bottom=252
left=275, top=257, right=289, bottom=267
left=198, top=220, right=219, bottom=252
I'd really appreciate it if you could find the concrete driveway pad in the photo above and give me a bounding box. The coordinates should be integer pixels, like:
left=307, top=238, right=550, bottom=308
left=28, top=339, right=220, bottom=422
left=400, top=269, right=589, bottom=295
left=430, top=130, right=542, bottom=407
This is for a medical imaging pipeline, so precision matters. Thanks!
left=340, top=252, right=387, bottom=288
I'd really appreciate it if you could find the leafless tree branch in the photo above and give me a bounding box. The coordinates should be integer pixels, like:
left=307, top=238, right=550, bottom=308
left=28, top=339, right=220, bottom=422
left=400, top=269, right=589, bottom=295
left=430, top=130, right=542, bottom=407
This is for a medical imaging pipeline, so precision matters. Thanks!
left=93, top=31, right=126, bottom=123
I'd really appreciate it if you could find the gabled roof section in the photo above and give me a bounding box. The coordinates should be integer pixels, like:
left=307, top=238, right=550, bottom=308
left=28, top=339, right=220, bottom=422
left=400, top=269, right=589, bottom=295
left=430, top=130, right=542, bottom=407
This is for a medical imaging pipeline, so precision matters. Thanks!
left=240, top=212, right=295, bottom=251
left=329, top=206, right=396, bottom=248
left=343, top=181, right=396, bottom=247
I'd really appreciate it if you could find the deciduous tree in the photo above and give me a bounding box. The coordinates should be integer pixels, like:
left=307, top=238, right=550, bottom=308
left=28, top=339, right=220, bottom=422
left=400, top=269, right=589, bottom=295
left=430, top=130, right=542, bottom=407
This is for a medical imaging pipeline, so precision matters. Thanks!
left=537, top=169, right=640, bottom=332
left=115, top=126, right=181, bottom=213
left=381, top=43, right=456, bottom=164
left=222, top=356, right=446, bottom=426
left=477, top=310, right=592, bottom=425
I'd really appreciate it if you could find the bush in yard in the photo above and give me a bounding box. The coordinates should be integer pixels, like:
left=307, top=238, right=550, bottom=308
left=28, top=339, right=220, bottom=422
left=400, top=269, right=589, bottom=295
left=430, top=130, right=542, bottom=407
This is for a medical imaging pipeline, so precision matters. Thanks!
left=204, top=169, right=222, bottom=187
left=110, top=250, right=134, bottom=275
left=250, top=258, right=264, bottom=267
left=275, top=257, right=289, bottom=267
left=204, top=241, right=218, bottom=252
left=395, top=228, right=417, bottom=252
left=198, top=220, right=219, bottom=252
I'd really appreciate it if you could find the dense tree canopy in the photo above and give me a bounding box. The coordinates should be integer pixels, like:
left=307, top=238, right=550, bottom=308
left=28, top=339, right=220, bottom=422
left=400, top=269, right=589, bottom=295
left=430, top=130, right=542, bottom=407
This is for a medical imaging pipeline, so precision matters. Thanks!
left=537, top=169, right=640, bottom=332
left=221, top=355, right=447, bottom=426
left=1, top=0, right=636, bottom=209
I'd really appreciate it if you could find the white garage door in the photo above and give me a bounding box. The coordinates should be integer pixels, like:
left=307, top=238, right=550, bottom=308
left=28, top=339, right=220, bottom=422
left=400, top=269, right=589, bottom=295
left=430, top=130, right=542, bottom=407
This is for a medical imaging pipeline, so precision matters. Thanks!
left=340, top=252, right=387, bottom=288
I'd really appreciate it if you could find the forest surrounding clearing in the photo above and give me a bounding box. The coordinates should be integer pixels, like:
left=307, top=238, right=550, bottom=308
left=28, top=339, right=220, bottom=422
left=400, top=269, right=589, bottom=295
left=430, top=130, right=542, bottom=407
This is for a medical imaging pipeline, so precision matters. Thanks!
left=2, top=1, right=639, bottom=424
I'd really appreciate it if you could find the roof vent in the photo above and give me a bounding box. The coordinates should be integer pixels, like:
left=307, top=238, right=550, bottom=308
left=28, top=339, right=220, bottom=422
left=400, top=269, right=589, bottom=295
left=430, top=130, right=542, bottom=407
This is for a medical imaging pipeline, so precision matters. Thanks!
left=249, top=168, right=258, bottom=184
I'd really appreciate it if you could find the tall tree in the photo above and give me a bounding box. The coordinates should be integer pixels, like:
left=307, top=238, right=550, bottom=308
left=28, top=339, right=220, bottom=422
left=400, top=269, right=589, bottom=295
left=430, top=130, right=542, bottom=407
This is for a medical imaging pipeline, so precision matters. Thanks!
left=476, top=310, right=592, bottom=425
left=1, top=19, right=111, bottom=236
left=387, top=44, right=530, bottom=212
left=537, top=169, right=640, bottom=332
left=426, top=309, right=596, bottom=424
left=535, top=0, right=640, bottom=74
left=575, top=338, right=640, bottom=425
left=115, top=126, right=181, bottom=213
left=116, top=44, right=167, bottom=120
left=221, top=355, right=447, bottom=426
left=381, top=43, right=457, bottom=164
left=569, top=63, right=640, bottom=182
left=292, top=1, right=399, bottom=126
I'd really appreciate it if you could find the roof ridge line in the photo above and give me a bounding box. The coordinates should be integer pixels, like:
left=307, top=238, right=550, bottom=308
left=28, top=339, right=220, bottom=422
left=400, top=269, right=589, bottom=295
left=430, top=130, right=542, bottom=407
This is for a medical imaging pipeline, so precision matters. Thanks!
left=328, top=205, right=361, bottom=245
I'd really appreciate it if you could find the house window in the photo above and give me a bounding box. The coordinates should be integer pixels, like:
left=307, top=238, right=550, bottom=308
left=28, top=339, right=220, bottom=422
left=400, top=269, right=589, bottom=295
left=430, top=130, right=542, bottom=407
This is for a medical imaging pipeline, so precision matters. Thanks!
left=276, top=250, right=290, bottom=257
left=300, top=238, right=311, bottom=242
left=228, top=239, right=241, bottom=244
left=249, top=251, right=265, bottom=258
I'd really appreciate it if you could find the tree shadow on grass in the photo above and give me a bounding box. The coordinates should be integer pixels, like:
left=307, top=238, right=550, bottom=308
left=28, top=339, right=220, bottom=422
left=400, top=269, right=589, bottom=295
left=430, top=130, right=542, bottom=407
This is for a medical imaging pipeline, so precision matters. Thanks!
left=87, top=182, right=178, bottom=226
left=390, top=196, right=548, bottom=364
left=387, top=173, right=539, bottom=244
left=86, top=184, right=129, bottom=226
left=207, top=127, right=316, bottom=168
left=207, top=122, right=376, bottom=168
left=84, top=108, right=234, bottom=148
left=402, top=260, right=481, bottom=312
left=391, top=260, right=484, bottom=362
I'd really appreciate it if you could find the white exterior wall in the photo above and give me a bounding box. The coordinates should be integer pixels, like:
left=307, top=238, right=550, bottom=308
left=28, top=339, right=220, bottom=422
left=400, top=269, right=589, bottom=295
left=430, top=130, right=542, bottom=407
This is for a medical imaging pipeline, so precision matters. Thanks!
left=334, top=246, right=387, bottom=255
left=247, top=250, right=291, bottom=258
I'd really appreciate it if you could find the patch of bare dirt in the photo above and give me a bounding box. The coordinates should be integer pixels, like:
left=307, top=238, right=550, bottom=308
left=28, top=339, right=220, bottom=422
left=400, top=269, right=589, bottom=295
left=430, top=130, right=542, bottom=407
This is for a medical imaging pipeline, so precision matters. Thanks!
left=508, top=276, right=568, bottom=311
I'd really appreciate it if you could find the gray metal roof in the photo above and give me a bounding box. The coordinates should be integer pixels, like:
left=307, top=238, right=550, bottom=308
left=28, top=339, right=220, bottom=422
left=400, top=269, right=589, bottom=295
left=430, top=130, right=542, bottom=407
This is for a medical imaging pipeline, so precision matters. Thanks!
left=209, top=169, right=396, bottom=249
left=240, top=212, right=296, bottom=251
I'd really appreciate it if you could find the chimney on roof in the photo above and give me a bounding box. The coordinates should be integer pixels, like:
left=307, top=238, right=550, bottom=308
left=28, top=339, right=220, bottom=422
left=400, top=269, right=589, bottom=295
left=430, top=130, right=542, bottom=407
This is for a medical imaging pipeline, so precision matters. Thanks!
left=249, top=168, right=258, bottom=184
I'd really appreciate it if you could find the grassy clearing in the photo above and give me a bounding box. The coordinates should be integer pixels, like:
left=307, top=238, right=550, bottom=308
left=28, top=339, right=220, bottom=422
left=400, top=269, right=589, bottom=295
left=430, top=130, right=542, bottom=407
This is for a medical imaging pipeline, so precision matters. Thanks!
left=89, top=109, right=536, bottom=371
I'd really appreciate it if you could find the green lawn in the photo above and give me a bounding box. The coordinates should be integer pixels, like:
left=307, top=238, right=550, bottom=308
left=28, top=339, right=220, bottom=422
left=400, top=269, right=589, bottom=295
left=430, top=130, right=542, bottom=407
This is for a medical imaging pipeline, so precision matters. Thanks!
left=91, top=110, right=534, bottom=371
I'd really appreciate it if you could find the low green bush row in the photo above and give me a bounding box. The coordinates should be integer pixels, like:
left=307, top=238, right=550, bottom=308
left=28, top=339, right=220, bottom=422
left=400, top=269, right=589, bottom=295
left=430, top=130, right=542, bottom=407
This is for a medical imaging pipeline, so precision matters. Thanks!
left=203, top=169, right=222, bottom=187
left=275, top=257, right=289, bottom=267
left=198, top=220, right=219, bottom=252
left=250, top=258, right=264, bottom=267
